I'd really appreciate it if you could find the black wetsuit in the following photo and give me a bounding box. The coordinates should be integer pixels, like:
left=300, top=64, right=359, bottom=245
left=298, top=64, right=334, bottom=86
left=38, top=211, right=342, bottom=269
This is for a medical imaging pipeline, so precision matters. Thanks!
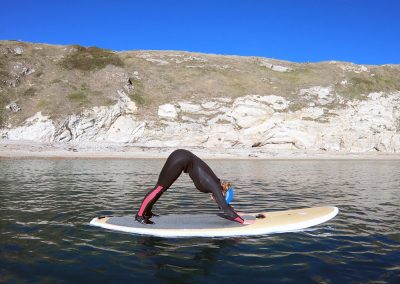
left=136, top=149, right=244, bottom=224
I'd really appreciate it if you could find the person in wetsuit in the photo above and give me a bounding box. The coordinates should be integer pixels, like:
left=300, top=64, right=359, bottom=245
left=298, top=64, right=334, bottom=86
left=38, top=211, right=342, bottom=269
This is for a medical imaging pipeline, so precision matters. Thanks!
left=135, top=149, right=247, bottom=225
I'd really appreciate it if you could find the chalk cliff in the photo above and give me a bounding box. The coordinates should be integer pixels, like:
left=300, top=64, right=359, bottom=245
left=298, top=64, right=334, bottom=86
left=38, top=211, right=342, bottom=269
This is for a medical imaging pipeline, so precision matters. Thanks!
left=1, top=41, right=399, bottom=154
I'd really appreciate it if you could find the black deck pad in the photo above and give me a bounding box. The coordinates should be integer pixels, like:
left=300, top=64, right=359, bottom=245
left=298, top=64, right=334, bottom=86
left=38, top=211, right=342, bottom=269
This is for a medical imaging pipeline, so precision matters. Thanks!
left=106, top=214, right=255, bottom=229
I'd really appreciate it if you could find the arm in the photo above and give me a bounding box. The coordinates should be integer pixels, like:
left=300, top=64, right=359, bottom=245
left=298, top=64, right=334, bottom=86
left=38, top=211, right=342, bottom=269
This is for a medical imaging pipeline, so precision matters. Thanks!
left=213, top=189, right=244, bottom=224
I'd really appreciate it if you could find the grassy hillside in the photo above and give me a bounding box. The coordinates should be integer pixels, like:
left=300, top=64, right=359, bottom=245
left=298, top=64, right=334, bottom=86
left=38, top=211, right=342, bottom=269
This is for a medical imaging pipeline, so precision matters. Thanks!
left=1, top=40, right=399, bottom=127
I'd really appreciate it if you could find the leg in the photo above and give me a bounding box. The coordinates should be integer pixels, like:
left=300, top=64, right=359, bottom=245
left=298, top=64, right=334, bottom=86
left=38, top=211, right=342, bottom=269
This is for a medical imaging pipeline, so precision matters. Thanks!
left=135, top=149, right=194, bottom=223
left=156, top=149, right=194, bottom=188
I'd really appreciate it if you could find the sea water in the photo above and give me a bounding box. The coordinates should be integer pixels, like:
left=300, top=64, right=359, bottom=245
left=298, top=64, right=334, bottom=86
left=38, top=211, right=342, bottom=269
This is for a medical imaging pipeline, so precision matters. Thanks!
left=1, top=158, right=399, bottom=283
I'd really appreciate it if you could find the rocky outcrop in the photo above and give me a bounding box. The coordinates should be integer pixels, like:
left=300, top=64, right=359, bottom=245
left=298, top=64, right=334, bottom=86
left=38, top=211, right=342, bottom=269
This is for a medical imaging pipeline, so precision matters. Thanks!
left=6, top=62, right=35, bottom=87
left=2, top=88, right=399, bottom=153
left=3, top=89, right=142, bottom=143
left=53, top=90, right=141, bottom=143
left=5, top=112, right=55, bottom=142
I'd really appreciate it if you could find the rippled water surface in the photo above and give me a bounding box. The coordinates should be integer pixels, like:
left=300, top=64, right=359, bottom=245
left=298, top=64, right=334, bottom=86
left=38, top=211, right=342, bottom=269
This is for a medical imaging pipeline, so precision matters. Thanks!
left=1, top=158, right=399, bottom=283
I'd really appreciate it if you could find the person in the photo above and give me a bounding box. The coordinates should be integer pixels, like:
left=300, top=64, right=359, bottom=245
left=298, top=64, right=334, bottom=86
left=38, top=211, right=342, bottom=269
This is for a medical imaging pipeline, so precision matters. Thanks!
left=135, top=149, right=253, bottom=225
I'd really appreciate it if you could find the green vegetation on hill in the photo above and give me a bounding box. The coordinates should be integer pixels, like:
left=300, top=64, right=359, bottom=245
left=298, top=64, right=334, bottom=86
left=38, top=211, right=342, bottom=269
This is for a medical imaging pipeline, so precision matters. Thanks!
left=68, top=91, right=89, bottom=105
left=0, top=95, right=7, bottom=128
left=23, top=87, right=37, bottom=97
left=0, top=61, right=10, bottom=87
left=0, top=41, right=399, bottom=126
left=0, top=57, right=10, bottom=126
left=335, top=73, right=400, bottom=100
left=60, top=45, right=124, bottom=71
left=66, top=83, right=104, bottom=107
left=128, top=77, right=146, bottom=105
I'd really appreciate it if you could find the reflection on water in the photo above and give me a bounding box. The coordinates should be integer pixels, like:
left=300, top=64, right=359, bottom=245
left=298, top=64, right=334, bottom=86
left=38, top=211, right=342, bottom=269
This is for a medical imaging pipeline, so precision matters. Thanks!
left=1, top=159, right=400, bottom=283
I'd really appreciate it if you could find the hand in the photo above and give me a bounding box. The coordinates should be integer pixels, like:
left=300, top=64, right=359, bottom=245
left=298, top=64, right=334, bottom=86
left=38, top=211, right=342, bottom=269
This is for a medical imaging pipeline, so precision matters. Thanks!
left=243, top=219, right=255, bottom=225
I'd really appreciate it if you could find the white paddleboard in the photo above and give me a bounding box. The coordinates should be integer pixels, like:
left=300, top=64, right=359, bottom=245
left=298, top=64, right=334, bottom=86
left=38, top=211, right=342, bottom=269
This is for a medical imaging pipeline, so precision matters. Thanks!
left=89, top=206, right=339, bottom=237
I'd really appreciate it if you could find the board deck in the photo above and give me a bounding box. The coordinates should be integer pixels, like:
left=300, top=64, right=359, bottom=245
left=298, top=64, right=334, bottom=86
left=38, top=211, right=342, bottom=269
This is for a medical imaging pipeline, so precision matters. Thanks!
left=89, top=206, right=339, bottom=237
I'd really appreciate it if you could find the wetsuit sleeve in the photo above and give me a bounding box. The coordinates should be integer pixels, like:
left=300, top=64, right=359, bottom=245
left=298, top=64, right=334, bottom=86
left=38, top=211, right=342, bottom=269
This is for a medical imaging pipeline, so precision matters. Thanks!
left=213, top=189, right=244, bottom=224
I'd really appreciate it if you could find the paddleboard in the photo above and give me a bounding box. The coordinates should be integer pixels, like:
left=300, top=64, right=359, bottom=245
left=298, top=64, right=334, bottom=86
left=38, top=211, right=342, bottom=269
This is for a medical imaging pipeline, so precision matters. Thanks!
left=89, top=206, right=339, bottom=237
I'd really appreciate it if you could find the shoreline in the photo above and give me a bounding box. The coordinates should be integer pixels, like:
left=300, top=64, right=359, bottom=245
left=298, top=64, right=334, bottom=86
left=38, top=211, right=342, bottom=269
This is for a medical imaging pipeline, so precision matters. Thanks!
left=1, top=141, right=400, bottom=160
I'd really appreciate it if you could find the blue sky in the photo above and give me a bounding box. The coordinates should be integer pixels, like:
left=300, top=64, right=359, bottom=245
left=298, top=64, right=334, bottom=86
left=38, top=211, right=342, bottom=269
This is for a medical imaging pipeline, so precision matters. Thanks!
left=1, top=0, right=399, bottom=64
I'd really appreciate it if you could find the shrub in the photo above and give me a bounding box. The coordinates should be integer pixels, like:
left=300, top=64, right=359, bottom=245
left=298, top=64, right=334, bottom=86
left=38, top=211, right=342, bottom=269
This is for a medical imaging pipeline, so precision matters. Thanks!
left=60, top=45, right=124, bottom=71
left=23, top=87, right=37, bottom=97
left=37, top=100, right=49, bottom=109
left=128, top=77, right=146, bottom=105
left=50, top=78, right=62, bottom=84
left=129, top=93, right=145, bottom=105
left=0, top=70, right=10, bottom=87
left=335, top=74, right=400, bottom=99
left=67, top=91, right=89, bottom=105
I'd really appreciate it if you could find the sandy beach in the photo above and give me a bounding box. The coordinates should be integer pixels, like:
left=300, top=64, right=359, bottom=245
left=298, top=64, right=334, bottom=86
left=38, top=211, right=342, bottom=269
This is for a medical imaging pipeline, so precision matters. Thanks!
left=1, top=140, right=400, bottom=160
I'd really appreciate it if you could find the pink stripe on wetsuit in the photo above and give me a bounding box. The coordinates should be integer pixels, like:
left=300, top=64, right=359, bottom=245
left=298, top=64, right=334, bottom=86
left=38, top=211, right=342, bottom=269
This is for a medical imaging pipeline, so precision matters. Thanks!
left=234, top=217, right=244, bottom=223
left=137, top=185, right=163, bottom=216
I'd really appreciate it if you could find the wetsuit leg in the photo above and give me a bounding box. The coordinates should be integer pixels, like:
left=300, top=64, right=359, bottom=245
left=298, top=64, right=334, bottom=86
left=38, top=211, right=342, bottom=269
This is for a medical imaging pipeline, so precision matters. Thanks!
left=136, top=185, right=164, bottom=222
left=135, top=149, right=193, bottom=223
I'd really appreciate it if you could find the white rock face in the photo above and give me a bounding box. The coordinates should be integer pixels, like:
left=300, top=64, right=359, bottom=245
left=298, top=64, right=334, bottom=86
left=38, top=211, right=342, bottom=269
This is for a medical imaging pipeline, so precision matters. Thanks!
left=105, top=116, right=145, bottom=143
left=117, top=90, right=137, bottom=114
left=230, top=96, right=275, bottom=128
left=6, top=112, right=55, bottom=142
left=175, top=56, right=208, bottom=64
left=158, top=104, right=179, bottom=119
left=13, top=46, right=24, bottom=55
left=7, top=62, right=35, bottom=87
left=299, top=86, right=335, bottom=105
left=254, top=95, right=290, bottom=110
left=340, top=64, right=369, bottom=73
left=201, top=101, right=220, bottom=109
left=178, top=101, right=203, bottom=113
left=300, top=107, right=324, bottom=119
left=145, top=58, right=169, bottom=65
left=2, top=90, right=141, bottom=144
left=2, top=90, right=400, bottom=153
left=259, top=59, right=292, bottom=72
